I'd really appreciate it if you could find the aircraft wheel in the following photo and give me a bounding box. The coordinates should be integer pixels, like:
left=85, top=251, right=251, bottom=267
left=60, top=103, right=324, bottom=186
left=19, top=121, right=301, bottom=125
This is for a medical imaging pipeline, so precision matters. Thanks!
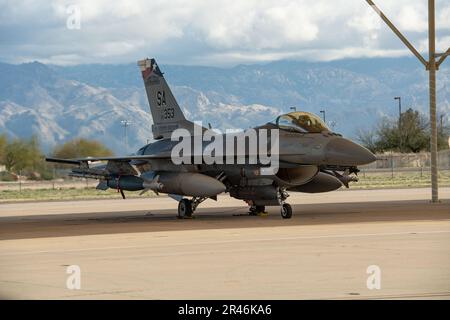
left=178, top=199, right=193, bottom=218
left=249, top=205, right=265, bottom=216
left=281, top=203, right=292, bottom=219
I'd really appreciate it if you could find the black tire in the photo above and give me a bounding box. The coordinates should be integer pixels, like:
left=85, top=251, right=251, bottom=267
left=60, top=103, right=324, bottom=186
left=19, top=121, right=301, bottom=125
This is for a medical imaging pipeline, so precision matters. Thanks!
left=178, top=199, right=193, bottom=218
left=281, top=203, right=292, bottom=219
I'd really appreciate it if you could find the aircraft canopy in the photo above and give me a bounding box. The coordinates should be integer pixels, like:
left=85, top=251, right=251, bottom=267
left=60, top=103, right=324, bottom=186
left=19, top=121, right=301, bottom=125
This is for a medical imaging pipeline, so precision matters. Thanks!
left=272, top=111, right=329, bottom=133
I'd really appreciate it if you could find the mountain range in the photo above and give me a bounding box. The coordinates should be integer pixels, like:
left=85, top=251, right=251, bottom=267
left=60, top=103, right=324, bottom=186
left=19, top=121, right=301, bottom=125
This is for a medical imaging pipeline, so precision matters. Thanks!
left=0, top=58, right=448, bottom=154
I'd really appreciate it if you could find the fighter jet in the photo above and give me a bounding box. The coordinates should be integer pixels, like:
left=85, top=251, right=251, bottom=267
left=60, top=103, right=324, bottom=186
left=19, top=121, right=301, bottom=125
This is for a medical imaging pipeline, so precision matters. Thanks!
left=46, top=58, right=376, bottom=219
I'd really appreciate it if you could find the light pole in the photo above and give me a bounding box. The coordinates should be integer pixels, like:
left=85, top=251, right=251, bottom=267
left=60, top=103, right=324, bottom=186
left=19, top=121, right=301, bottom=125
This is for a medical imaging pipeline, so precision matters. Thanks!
left=366, top=0, right=450, bottom=203
left=394, top=97, right=402, bottom=127
left=320, top=110, right=326, bottom=123
left=120, top=120, right=132, bottom=154
left=394, top=97, right=402, bottom=152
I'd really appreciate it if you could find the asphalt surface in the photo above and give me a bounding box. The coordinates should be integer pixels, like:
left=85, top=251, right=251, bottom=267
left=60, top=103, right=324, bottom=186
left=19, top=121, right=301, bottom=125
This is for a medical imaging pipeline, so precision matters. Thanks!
left=0, top=188, right=449, bottom=299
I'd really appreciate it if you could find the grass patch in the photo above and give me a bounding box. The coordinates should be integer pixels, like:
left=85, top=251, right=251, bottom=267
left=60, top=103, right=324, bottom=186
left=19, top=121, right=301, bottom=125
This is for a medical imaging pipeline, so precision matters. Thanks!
left=0, top=187, right=156, bottom=202
left=351, top=170, right=450, bottom=189
left=0, top=171, right=449, bottom=202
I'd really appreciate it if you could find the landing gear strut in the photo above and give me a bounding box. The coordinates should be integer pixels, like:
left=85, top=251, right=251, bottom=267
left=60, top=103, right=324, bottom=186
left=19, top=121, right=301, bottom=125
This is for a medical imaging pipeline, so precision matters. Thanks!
left=278, top=188, right=292, bottom=219
left=177, top=196, right=208, bottom=219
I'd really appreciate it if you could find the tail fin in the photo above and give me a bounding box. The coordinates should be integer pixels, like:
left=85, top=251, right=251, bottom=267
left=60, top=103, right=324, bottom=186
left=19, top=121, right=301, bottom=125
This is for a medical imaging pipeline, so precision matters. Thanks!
left=138, top=58, right=201, bottom=140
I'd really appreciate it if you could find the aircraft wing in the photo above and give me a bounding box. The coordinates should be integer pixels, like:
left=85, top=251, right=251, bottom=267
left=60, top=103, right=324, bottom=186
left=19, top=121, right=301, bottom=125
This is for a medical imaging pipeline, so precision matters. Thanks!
left=45, top=154, right=170, bottom=165
left=45, top=155, right=171, bottom=180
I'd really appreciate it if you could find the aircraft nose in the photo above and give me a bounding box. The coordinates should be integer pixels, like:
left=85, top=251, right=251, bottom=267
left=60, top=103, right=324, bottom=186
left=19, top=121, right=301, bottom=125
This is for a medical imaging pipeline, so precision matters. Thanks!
left=325, top=138, right=376, bottom=166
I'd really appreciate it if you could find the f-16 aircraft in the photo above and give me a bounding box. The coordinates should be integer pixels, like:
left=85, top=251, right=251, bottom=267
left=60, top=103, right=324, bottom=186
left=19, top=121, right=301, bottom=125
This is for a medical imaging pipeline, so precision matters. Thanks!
left=46, top=58, right=376, bottom=219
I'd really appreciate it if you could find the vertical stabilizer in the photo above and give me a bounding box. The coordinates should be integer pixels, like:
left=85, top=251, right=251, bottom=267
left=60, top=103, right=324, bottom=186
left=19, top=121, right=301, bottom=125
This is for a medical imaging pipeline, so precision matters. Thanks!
left=138, top=58, right=202, bottom=139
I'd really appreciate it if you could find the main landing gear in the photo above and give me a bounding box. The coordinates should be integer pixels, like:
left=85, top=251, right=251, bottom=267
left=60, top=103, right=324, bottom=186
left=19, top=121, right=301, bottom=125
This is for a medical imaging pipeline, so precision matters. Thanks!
left=178, top=199, right=193, bottom=218
left=248, top=205, right=267, bottom=216
left=247, top=188, right=293, bottom=219
left=248, top=203, right=292, bottom=219
left=177, top=196, right=208, bottom=219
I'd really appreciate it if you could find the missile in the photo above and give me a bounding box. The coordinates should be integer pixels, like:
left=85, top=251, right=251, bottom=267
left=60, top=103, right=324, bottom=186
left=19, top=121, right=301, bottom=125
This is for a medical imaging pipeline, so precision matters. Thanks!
left=107, top=172, right=226, bottom=197
left=143, top=171, right=226, bottom=197
left=106, top=175, right=157, bottom=191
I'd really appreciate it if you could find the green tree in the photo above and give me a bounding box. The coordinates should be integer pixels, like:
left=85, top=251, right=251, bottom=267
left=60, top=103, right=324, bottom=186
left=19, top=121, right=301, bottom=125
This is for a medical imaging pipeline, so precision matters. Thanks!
left=358, top=108, right=448, bottom=153
left=28, top=136, right=43, bottom=171
left=0, top=136, right=63, bottom=180
left=399, top=109, right=429, bottom=152
left=356, top=129, right=379, bottom=153
left=52, top=138, right=113, bottom=159
left=3, top=136, right=43, bottom=172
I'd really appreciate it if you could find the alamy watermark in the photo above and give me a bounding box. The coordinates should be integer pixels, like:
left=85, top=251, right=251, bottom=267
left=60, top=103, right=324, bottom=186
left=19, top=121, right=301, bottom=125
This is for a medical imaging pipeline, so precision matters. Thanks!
left=66, top=5, right=81, bottom=30
left=366, top=265, right=381, bottom=290
left=66, top=265, right=81, bottom=290
left=170, top=122, right=280, bottom=175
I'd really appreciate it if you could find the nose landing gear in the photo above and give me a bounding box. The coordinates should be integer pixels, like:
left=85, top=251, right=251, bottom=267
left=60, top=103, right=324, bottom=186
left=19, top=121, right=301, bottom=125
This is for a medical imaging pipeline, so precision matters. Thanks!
left=280, top=203, right=292, bottom=219
left=278, top=188, right=292, bottom=219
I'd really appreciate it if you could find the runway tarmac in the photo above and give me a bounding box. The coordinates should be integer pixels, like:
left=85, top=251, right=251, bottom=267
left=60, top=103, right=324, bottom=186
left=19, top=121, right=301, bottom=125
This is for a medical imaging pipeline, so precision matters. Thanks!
left=0, top=188, right=449, bottom=299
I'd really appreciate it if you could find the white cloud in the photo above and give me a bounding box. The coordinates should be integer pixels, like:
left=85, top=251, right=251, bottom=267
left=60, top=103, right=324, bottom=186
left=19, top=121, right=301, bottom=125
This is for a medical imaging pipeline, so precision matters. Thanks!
left=397, top=5, right=427, bottom=32
left=192, top=1, right=321, bottom=49
left=0, top=0, right=449, bottom=66
left=438, top=5, right=450, bottom=30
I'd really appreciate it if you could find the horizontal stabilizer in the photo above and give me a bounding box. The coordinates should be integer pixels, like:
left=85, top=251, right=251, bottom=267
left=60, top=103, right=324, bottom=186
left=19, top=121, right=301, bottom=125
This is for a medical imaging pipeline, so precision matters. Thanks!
left=45, top=154, right=170, bottom=165
left=45, top=157, right=81, bottom=165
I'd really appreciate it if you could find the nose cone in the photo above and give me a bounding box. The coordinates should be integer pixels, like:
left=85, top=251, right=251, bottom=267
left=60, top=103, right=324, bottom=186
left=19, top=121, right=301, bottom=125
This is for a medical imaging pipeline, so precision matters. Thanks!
left=325, top=138, right=376, bottom=166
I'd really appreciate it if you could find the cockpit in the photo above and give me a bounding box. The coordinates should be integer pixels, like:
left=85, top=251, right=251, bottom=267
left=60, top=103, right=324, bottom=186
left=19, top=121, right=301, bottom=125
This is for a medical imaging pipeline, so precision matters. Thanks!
left=271, top=111, right=330, bottom=133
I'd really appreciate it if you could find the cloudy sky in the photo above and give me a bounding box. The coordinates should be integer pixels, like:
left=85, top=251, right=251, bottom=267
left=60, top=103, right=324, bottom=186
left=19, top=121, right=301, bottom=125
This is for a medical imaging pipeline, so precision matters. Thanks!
left=0, top=0, right=449, bottom=66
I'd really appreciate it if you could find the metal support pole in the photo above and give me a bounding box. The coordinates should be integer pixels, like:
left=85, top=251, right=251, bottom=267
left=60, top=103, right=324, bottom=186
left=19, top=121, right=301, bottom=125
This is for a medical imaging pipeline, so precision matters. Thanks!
left=436, top=47, right=450, bottom=67
left=125, top=125, right=128, bottom=153
left=320, top=110, right=326, bottom=123
left=366, top=0, right=448, bottom=203
left=428, top=0, right=439, bottom=202
left=395, top=96, right=402, bottom=151
left=366, top=0, right=428, bottom=68
left=391, top=152, right=394, bottom=178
